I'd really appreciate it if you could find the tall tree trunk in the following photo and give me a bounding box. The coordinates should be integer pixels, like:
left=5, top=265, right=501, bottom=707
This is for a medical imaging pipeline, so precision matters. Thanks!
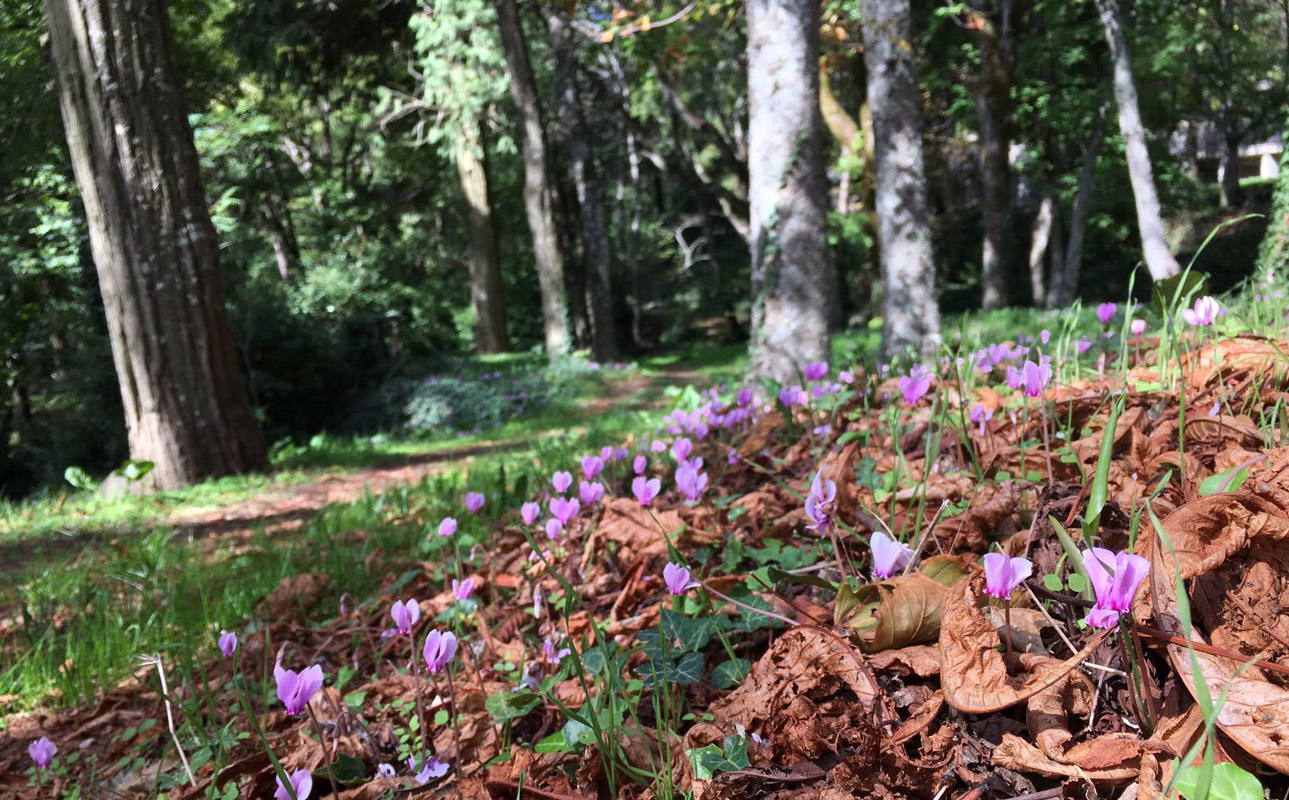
left=495, top=0, right=570, bottom=359
left=44, top=0, right=266, bottom=491
left=1050, top=110, right=1106, bottom=307
left=454, top=120, right=508, bottom=354
left=1213, top=0, right=1243, bottom=208
left=547, top=9, right=618, bottom=361
left=1028, top=194, right=1054, bottom=307
left=862, top=0, right=941, bottom=359
left=970, top=0, right=1014, bottom=310
left=746, top=0, right=832, bottom=385
left=1093, top=0, right=1180, bottom=281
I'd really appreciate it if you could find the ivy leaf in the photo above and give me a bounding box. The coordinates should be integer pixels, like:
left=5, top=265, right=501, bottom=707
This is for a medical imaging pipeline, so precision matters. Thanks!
left=710, top=658, right=750, bottom=689
left=485, top=689, right=540, bottom=723
left=662, top=608, right=714, bottom=651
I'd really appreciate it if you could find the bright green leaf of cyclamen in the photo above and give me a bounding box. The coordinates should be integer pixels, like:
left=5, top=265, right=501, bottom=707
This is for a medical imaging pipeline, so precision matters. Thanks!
left=1173, top=761, right=1263, bottom=800
left=534, top=730, right=569, bottom=754
left=484, top=689, right=540, bottom=723
left=1198, top=462, right=1253, bottom=496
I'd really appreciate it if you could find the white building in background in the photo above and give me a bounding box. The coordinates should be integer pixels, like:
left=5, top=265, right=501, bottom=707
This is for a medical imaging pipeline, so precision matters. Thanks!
left=1171, top=121, right=1283, bottom=183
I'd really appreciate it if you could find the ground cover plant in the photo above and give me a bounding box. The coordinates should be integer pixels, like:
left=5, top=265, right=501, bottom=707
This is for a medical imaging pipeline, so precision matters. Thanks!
left=4, top=286, right=1289, bottom=799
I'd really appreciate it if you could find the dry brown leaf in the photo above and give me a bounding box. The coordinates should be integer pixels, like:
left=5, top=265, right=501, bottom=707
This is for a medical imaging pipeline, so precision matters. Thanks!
left=260, top=573, right=332, bottom=622
left=842, top=572, right=958, bottom=653
left=593, top=497, right=686, bottom=565
left=938, top=573, right=1110, bottom=713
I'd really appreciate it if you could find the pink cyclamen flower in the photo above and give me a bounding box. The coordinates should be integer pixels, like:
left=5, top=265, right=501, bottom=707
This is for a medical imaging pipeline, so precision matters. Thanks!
left=737, top=388, right=754, bottom=407
left=898, top=366, right=933, bottom=405
left=1040, top=329, right=1051, bottom=345
left=1081, top=547, right=1150, bottom=628
left=551, top=471, right=573, bottom=495
left=675, top=464, right=709, bottom=502
left=663, top=562, right=700, bottom=595
left=650, top=439, right=668, bottom=452
left=633, top=454, right=647, bottom=475
left=804, top=360, right=829, bottom=381
left=579, top=480, right=605, bottom=505
left=870, top=532, right=915, bottom=579
left=983, top=553, right=1032, bottom=599
left=275, top=768, right=313, bottom=800
left=727, top=449, right=739, bottom=465
left=969, top=403, right=993, bottom=436
left=1005, top=365, right=1024, bottom=390
left=218, top=630, right=238, bottom=658
left=521, top=502, right=541, bottom=526
left=274, top=663, right=324, bottom=715
left=581, top=455, right=604, bottom=481
left=390, top=599, right=420, bottom=635
left=1022, top=360, right=1052, bottom=398
left=1181, top=295, right=1222, bottom=327
left=779, top=385, right=808, bottom=407
left=542, top=638, right=572, bottom=666
left=413, top=757, right=449, bottom=784
left=465, top=492, right=486, bottom=514
left=544, top=518, right=563, bottom=540
left=422, top=630, right=458, bottom=672
left=1096, top=302, right=1116, bottom=325
left=600, top=445, right=615, bottom=461
left=632, top=476, right=661, bottom=506
left=453, top=578, right=475, bottom=600
left=803, top=471, right=837, bottom=535
left=672, top=437, right=693, bottom=462
left=839, top=369, right=854, bottom=384
left=28, top=737, right=56, bottom=769
left=549, top=496, right=580, bottom=525
left=1076, top=337, right=1092, bottom=355
left=438, top=517, right=457, bottom=537
left=1130, top=319, right=1146, bottom=335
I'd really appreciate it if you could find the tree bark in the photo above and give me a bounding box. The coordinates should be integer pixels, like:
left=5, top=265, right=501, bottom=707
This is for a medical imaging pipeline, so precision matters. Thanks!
left=1028, top=194, right=1054, bottom=307
left=1093, top=0, right=1180, bottom=281
left=746, top=0, right=833, bottom=386
left=547, top=8, right=618, bottom=361
left=1050, top=110, right=1106, bottom=308
left=454, top=120, right=508, bottom=354
left=970, top=0, right=1014, bottom=310
left=44, top=0, right=266, bottom=490
left=494, top=0, right=570, bottom=359
left=862, top=0, right=941, bottom=359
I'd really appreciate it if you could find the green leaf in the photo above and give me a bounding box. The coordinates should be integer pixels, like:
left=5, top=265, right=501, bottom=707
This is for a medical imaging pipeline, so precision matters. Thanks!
left=689, top=735, right=751, bottom=779
left=343, top=691, right=367, bottom=711
left=1173, top=760, right=1263, bottom=800
left=1199, top=462, right=1253, bottom=496
left=115, top=459, right=155, bottom=482
left=534, top=730, right=569, bottom=754
left=63, top=466, right=97, bottom=491
left=330, top=753, right=367, bottom=784
left=561, top=717, right=596, bottom=747
left=1067, top=573, right=1087, bottom=593
left=636, top=651, right=705, bottom=686
left=484, top=689, right=540, bottom=723
left=710, top=658, right=750, bottom=689
left=661, top=608, right=714, bottom=651
left=1042, top=573, right=1064, bottom=592
left=766, top=566, right=835, bottom=592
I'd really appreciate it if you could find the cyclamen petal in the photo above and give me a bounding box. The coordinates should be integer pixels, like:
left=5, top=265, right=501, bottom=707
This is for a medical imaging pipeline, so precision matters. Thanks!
left=1081, top=547, right=1150, bottom=628
left=1096, top=302, right=1116, bottom=324
left=465, top=492, right=486, bottom=514
left=672, top=437, right=693, bottom=462
left=453, top=578, right=475, bottom=600
left=28, top=737, right=56, bottom=769
left=390, top=598, right=420, bottom=634
left=632, top=476, right=661, bottom=506
left=438, top=517, right=457, bottom=537
left=870, top=532, right=915, bottom=579
left=633, top=455, right=648, bottom=475
left=579, top=480, right=605, bottom=505
left=275, top=768, right=313, bottom=800
left=520, top=502, right=541, bottom=526
left=275, top=663, right=324, bottom=715
left=218, top=630, right=238, bottom=658
left=804, top=360, right=829, bottom=381
left=551, top=471, right=573, bottom=495
left=544, top=518, right=563, bottom=540
left=982, top=553, right=1032, bottom=599
left=422, top=630, right=458, bottom=672
left=663, top=562, right=698, bottom=595
left=581, top=455, right=604, bottom=481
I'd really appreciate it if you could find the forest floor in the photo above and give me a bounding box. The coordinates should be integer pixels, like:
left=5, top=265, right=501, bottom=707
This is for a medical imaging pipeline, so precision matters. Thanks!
left=6, top=305, right=1289, bottom=800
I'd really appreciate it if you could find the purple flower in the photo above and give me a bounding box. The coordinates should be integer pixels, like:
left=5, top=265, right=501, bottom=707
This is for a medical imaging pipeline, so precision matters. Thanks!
left=579, top=480, right=604, bottom=505
left=1076, top=337, right=1092, bottom=355
left=779, top=385, right=808, bottom=407
left=581, top=455, right=604, bottom=481
left=898, top=366, right=933, bottom=405
left=465, top=492, right=486, bottom=514
left=1005, top=365, right=1024, bottom=390
left=839, top=369, right=854, bottom=384
left=804, top=360, right=829, bottom=381
left=803, top=471, right=836, bottom=535
left=600, top=445, right=615, bottom=461
left=737, top=388, right=753, bottom=407
left=543, top=638, right=572, bottom=666
left=544, top=518, right=563, bottom=540
left=727, top=449, right=739, bottom=465
left=1096, top=302, right=1117, bottom=325
left=438, top=517, right=458, bottom=537
left=1181, top=296, right=1222, bottom=327
left=633, top=454, right=647, bottom=475
left=376, top=762, right=395, bottom=778
left=970, top=403, right=993, bottom=436
left=1131, top=319, right=1147, bottom=335
left=218, top=630, right=238, bottom=658
left=675, top=464, right=709, bottom=502
left=672, top=437, right=693, bottom=462
left=412, top=757, right=449, bottom=784
left=422, top=630, right=458, bottom=672
left=870, top=532, right=914, bottom=579
left=632, top=476, right=661, bottom=506
left=521, top=502, right=541, bottom=526
left=615, top=446, right=630, bottom=462
left=28, top=737, right=56, bottom=769
left=390, top=598, right=420, bottom=635
left=274, top=663, right=324, bottom=715
left=549, top=496, right=580, bottom=525
left=1040, top=329, right=1051, bottom=345
left=983, top=553, right=1032, bottom=599
left=663, top=562, right=699, bottom=595
left=650, top=439, right=668, bottom=452
left=551, top=471, right=573, bottom=495
left=1209, top=401, right=1221, bottom=417
left=1022, top=359, right=1051, bottom=398
left=275, top=768, right=313, bottom=800
left=1081, top=547, right=1150, bottom=628
left=453, top=578, right=475, bottom=600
